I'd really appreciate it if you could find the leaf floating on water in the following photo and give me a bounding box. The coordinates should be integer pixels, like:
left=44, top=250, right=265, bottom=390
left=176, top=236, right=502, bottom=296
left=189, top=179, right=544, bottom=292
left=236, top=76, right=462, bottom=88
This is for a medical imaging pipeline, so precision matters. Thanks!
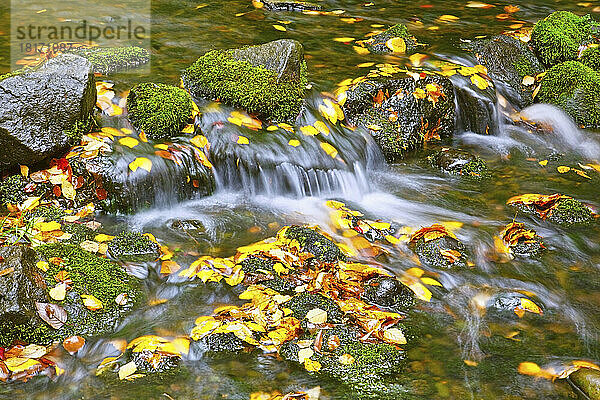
left=35, top=302, right=67, bottom=329
left=557, top=166, right=570, bottom=173
left=320, top=142, right=338, bottom=158
left=190, top=135, right=208, bottom=148
left=466, top=1, right=494, bottom=8
left=333, top=37, right=355, bottom=43
left=273, top=24, right=287, bottom=31
left=300, top=125, right=319, bottom=136
left=538, top=159, right=548, bottom=166
left=118, top=137, right=139, bottom=148
left=160, top=260, right=181, bottom=275
left=437, top=14, right=460, bottom=23
left=128, top=157, right=152, bottom=172
left=81, top=294, right=103, bottom=311
left=288, top=139, right=301, bottom=147
left=63, top=336, right=85, bottom=353
left=470, top=74, right=489, bottom=90
left=237, top=135, right=250, bottom=145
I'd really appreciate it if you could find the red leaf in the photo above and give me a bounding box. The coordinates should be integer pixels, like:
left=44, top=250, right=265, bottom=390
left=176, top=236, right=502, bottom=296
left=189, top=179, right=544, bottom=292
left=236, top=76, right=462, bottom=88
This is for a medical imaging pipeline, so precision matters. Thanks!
left=53, top=185, right=62, bottom=197
left=95, top=188, right=108, bottom=201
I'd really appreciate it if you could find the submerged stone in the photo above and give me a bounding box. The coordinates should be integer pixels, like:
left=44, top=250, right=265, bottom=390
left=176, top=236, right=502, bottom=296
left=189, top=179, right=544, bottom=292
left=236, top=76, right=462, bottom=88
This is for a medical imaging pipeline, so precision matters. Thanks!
left=258, top=0, right=322, bottom=11
left=344, top=72, right=455, bottom=160
left=182, top=39, right=307, bottom=122
left=537, top=61, right=600, bottom=128
left=362, top=276, right=415, bottom=313
left=411, top=235, right=468, bottom=270
left=67, top=46, right=150, bottom=74
left=107, top=231, right=161, bottom=262
left=364, top=24, right=418, bottom=55
left=569, top=368, right=600, bottom=400
left=531, top=11, right=599, bottom=67
left=428, top=148, right=489, bottom=179
left=467, top=35, right=544, bottom=107
left=127, top=83, right=194, bottom=140
left=0, top=54, right=96, bottom=169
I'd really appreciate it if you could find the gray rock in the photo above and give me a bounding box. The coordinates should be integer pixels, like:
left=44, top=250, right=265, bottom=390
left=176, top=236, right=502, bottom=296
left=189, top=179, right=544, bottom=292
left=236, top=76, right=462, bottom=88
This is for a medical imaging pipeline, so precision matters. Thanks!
left=453, top=76, right=499, bottom=135
left=343, top=72, right=455, bottom=160
left=569, top=368, right=600, bottom=400
left=0, top=54, right=96, bottom=169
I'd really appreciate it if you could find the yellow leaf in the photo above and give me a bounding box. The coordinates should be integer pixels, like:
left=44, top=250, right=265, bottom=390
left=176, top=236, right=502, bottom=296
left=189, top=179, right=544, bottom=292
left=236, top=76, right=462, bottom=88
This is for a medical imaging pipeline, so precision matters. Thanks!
left=437, top=14, right=460, bottom=23
left=61, top=179, right=76, bottom=201
left=190, top=135, right=208, bottom=148
left=522, top=75, right=535, bottom=86
left=20, top=165, right=29, bottom=178
left=385, top=37, right=406, bottom=53
left=357, top=62, right=375, bottom=68
left=237, top=135, right=250, bottom=145
left=273, top=24, right=287, bottom=31
left=35, top=221, right=61, bottom=232
left=338, top=353, right=355, bottom=365
left=470, top=74, right=489, bottom=90
left=306, top=308, right=328, bottom=324
left=81, top=294, right=103, bottom=311
left=224, top=269, right=245, bottom=286
left=353, top=45, right=370, bottom=55
left=181, top=124, right=194, bottom=134
left=333, top=37, right=355, bottom=42
left=94, top=234, right=115, bottom=242
left=273, top=262, right=288, bottom=275
left=37, top=261, right=49, bottom=272
left=288, top=139, right=301, bottom=147
left=320, top=142, right=338, bottom=158
left=538, top=159, right=548, bottom=166
left=300, top=125, right=319, bottom=136
left=129, top=157, right=153, bottom=172
left=519, top=298, right=543, bottom=315
left=464, top=359, right=479, bottom=366
left=314, top=120, right=330, bottom=135
left=298, top=348, right=314, bottom=363
left=80, top=240, right=100, bottom=253
left=118, top=361, right=137, bottom=380
left=557, top=166, right=570, bottom=173
left=49, top=282, right=67, bottom=301
left=383, top=327, right=407, bottom=345
left=4, top=358, right=41, bottom=373
left=420, top=277, right=443, bottom=286
left=160, top=260, right=181, bottom=275
left=304, top=358, right=322, bottom=372
left=370, top=222, right=391, bottom=230
left=118, top=137, right=139, bottom=148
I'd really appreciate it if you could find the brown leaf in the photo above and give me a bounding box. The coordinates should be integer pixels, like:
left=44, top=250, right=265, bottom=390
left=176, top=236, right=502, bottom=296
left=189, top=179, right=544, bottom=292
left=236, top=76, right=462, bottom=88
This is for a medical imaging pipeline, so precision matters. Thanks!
left=35, top=302, right=67, bottom=329
left=63, top=336, right=85, bottom=353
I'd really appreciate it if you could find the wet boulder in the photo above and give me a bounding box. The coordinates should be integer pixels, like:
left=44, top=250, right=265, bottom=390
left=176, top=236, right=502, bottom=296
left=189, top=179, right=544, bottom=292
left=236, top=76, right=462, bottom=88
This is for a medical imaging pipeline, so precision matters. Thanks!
left=240, top=255, right=297, bottom=295
left=452, top=72, right=498, bottom=135
left=0, top=246, right=49, bottom=347
left=107, top=231, right=161, bottom=262
left=0, top=54, right=96, bottom=170
left=362, top=276, right=415, bottom=313
left=484, top=290, right=543, bottom=320
left=499, top=222, right=545, bottom=257
left=343, top=72, right=455, bottom=160
left=67, top=46, right=150, bottom=74
left=127, top=83, right=194, bottom=140
left=284, top=292, right=344, bottom=324
left=363, top=24, right=418, bottom=55
left=537, top=61, right=600, bottom=128
left=569, top=368, right=600, bottom=400
left=182, top=39, right=308, bottom=122
left=409, top=224, right=468, bottom=269
left=467, top=35, right=544, bottom=108
left=531, top=11, right=599, bottom=67
left=283, top=225, right=345, bottom=264
left=428, top=148, right=489, bottom=179
left=256, top=0, right=322, bottom=11
left=507, top=193, right=596, bottom=226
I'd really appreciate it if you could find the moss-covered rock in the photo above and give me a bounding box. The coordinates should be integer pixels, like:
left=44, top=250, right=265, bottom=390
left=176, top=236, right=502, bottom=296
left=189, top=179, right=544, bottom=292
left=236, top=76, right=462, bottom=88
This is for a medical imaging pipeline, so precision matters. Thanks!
left=68, top=46, right=150, bottom=74
left=63, top=223, right=97, bottom=245
left=343, top=72, right=455, bottom=160
left=202, top=332, right=246, bottom=354
left=107, top=231, right=161, bottom=262
left=428, top=148, right=489, bottom=179
left=283, top=225, right=344, bottom=264
left=0, top=175, right=28, bottom=206
left=362, top=276, right=415, bottom=313
left=182, top=39, right=307, bottom=122
left=569, top=368, right=600, bottom=399
left=580, top=46, right=600, bottom=71
left=537, top=61, right=600, bottom=128
left=258, top=0, right=322, bottom=11
left=364, top=24, right=418, bottom=55
left=284, top=292, right=344, bottom=323
left=28, top=204, right=66, bottom=222
left=127, top=83, right=194, bottom=140
left=549, top=197, right=595, bottom=225
left=412, top=235, right=468, bottom=269
left=467, top=35, right=544, bottom=107
left=239, top=255, right=296, bottom=294
left=531, top=11, right=599, bottom=67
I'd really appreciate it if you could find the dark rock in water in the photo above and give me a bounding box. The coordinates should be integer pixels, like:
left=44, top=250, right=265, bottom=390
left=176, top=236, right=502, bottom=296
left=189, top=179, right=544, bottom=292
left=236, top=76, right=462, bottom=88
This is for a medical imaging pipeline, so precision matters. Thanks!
left=467, top=35, right=544, bottom=108
left=127, top=83, right=194, bottom=140
left=0, top=246, right=49, bottom=347
left=343, top=72, right=455, bottom=160
left=283, top=225, right=345, bottom=264
left=428, top=148, right=489, bottom=179
left=537, top=61, right=600, bottom=128
left=202, top=332, right=246, bottom=354
left=284, top=292, right=344, bottom=323
left=182, top=39, right=307, bottom=122
left=531, top=11, right=599, bottom=67
left=362, top=276, right=415, bottom=313
left=453, top=75, right=498, bottom=135
left=548, top=197, right=595, bottom=225
left=507, top=194, right=595, bottom=226
left=107, top=231, right=161, bottom=262
left=414, top=235, right=468, bottom=269
left=485, top=291, right=542, bottom=320
left=67, top=46, right=150, bottom=74
left=364, top=24, right=419, bottom=55
left=0, top=54, right=96, bottom=169
left=240, top=255, right=297, bottom=294
left=258, top=0, right=322, bottom=11
left=499, top=222, right=545, bottom=257
left=569, top=368, right=600, bottom=400
left=0, top=243, right=141, bottom=346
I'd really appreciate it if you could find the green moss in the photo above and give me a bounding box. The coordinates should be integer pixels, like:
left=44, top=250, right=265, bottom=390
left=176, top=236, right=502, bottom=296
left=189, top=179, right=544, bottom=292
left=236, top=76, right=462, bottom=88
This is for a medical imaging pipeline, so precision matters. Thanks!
left=531, top=11, right=599, bottom=67
left=182, top=47, right=307, bottom=122
left=366, top=24, right=418, bottom=55
left=284, top=292, right=344, bottom=323
left=63, top=223, right=96, bottom=245
left=0, top=318, right=53, bottom=347
left=127, top=82, right=193, bottom=140
left=0, top=175, right=28, bottom=206
left=428, top=149, right=489, bottom=179
left=27, top=205, right=65, bottom=222
left=68, top=46, right=150, bottom=74
left=202, top=332, right=246, bottom=354
left=64, top=114, right=93, bottom=145
left=283, top=226, right=344, bottom=263
left=240, top=255, right=276, bottom=274
left=36, top=243, right=141, bottom=337
left=261, top=0, right=322, bottom=11
left=549, top=198, right=595, bottom=225
left=239, top=255, right=296, bottom=294
left=537, top=61, right=600, bottom=128
left=108, top=231, right=161, bottom=262
left=413, top=236, right=468, bottom=269
left=0, top=67, right=29, bottom=81
left=580, top=46, right=600, bottom=71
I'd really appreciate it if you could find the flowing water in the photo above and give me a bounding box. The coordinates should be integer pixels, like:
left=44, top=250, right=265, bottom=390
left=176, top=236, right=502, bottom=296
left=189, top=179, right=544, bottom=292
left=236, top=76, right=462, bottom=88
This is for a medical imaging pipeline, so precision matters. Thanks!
left=2, top=0, right=600, bottom=399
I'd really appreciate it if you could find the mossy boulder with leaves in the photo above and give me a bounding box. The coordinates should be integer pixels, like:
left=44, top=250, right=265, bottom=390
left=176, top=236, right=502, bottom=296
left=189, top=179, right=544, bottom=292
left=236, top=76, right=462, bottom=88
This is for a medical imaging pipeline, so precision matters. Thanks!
left=537, top=61, right=600, bottom=128
left=531, top=11, right=599, bottom=67
left=362, top=276, right=415, bottom=313
left=0, top=243, right=141, bottom=347
left=283, top=225, right=345, bottom=264
left=428, top=148, right=489, bottom=179
left=182, top=39, right=307, bottom=122
left=365, top=24, right=418, bottom=55
left=258, top=0, right=322, bottom=11
left=344, top=72, right=455, bottom=160
left=68, top=46, right=150, bottom=74
left=127, top=83, right=194, bottom=140
left=107, top=231, right=161, bottom=262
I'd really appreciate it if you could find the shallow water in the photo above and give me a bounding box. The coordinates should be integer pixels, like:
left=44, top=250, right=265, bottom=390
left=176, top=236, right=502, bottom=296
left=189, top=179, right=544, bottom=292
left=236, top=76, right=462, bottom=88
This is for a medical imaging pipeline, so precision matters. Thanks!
left=2, top=0, right=600, bottom=399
